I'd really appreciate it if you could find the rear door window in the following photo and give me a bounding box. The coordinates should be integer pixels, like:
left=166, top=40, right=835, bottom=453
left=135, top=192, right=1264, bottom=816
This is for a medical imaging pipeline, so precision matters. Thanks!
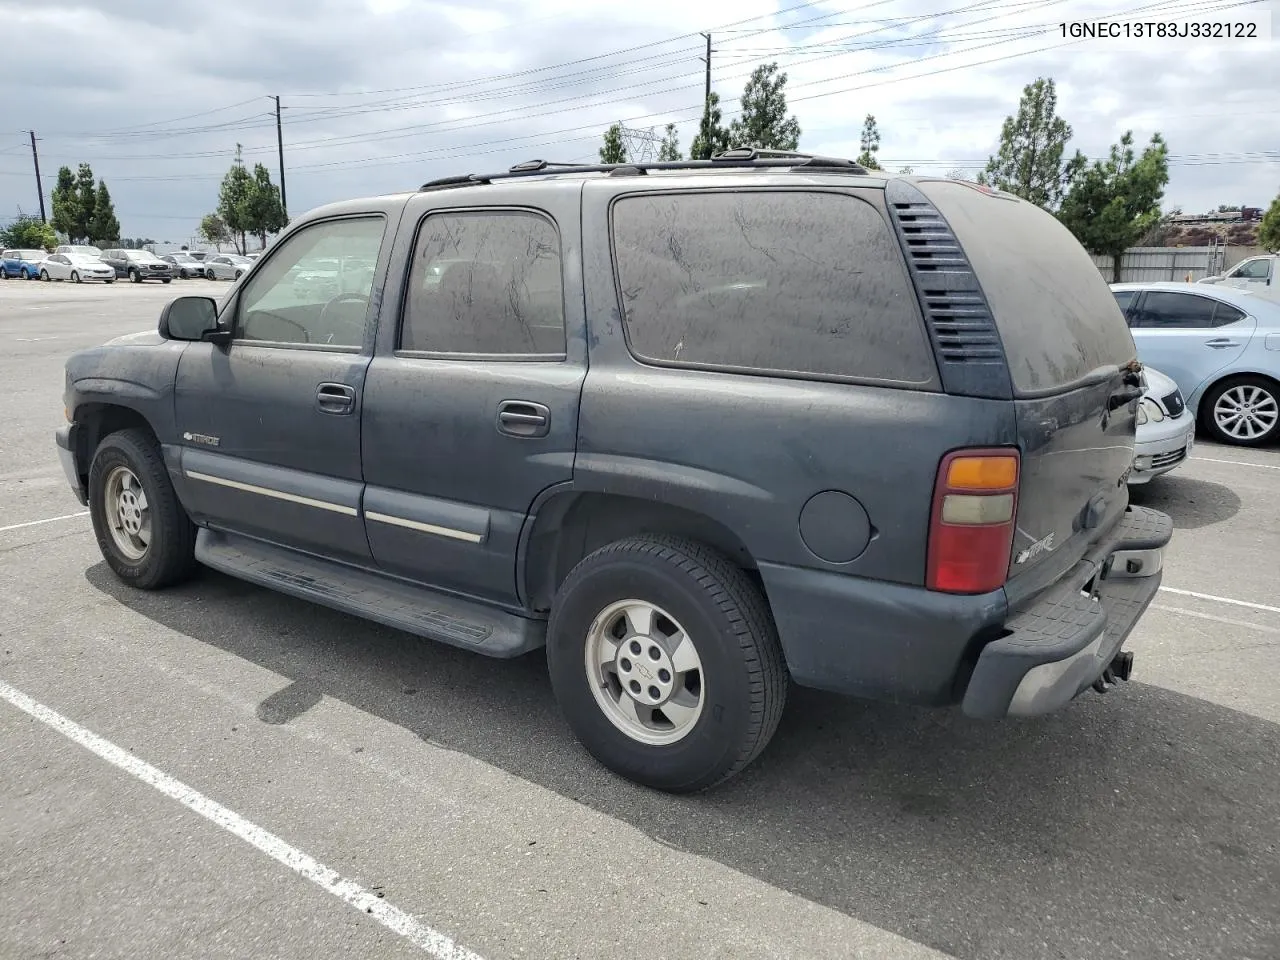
left=918, top=180, right=1136, bottom=394
left=1133, top=291, right=1244, bottom=328
left=609, top=190, right=935, bottom=385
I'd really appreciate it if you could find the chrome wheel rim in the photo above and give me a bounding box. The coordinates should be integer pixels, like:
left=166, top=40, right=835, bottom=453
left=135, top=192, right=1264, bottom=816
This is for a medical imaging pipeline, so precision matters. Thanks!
left=584, top=599, right=705, bottom=746
left=1214, top=384, right=1278, bottom=440
left=103, top=465, right=151, bottom=561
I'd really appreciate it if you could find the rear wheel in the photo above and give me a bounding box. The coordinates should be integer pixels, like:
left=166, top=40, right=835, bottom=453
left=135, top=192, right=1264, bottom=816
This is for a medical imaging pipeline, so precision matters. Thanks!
left=88, top=429, right=197, bottom=590
left=1201, top=376, right=1280, bottom=446
left=547, top=535, right=787, bottom=792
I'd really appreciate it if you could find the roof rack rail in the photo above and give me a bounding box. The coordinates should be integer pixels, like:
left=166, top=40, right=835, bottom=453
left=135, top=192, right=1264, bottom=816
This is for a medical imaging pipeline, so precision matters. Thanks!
left=419, top=150, right=869, bottom=190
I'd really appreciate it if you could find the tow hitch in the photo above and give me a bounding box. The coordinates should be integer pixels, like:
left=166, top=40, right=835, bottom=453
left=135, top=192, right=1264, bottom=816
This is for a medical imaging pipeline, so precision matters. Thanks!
left=1092, top=651, right=1135, bottom=694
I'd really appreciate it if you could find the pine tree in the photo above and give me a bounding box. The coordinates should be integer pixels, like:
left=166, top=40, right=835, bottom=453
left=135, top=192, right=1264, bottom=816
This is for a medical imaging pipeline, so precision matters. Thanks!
left=690, top=92, right=732, bottom=160
left=74, top=163, right=97, bottom=243
left=856, top=115, right=881, bottom=170
left=658, top=123, right=682, bottom=161
left=728, top=63, right=800, bottom=151
left=1258, top=192, right=1280, bottom=253
left=599, top=124, right=628, bottom=164
left=50, top=166, right=79, bottom=241
left=89, top=180, right=120, bottom=245
left=978, top=77, right=1083, bottom=209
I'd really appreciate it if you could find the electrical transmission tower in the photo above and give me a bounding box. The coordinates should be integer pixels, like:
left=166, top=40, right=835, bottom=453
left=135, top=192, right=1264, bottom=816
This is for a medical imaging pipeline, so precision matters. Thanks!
left=620, top=126, right=662, bottom=162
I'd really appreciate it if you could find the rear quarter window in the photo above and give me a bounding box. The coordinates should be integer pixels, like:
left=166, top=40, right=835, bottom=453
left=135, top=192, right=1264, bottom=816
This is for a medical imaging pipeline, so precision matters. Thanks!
left=609, top=190, right=936, bottom=385
left=920, top=180, right=1137, bottom=394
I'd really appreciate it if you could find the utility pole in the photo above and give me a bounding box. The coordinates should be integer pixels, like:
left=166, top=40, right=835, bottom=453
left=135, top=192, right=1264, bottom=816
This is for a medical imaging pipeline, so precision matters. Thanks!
left=698, top=33, right=713, bottom=160
left=29, top=131, right=47, bottom=223
left=272, top=95, right=288, bottom=221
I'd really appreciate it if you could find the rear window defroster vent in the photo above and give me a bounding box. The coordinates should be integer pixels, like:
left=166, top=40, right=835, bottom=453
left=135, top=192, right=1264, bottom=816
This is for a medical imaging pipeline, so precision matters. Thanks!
left=891, top=199, right=1004, bottom=366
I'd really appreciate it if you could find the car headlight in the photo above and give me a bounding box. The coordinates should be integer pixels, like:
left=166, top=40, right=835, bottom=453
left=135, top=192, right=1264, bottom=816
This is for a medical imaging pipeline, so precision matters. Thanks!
left=1138, top=398, right=1164, bottom=424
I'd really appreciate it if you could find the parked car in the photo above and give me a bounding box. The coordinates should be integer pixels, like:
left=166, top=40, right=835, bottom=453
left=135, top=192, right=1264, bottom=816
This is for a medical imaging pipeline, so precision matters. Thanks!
left=160, top=253, right=206, bottom=278
left=0, top=248, right=48, bottom=280
left=185, top=251, right=213, bottom=263
left=1130, top=367, right=1194, bottom=483
left=101, top=249, right=173, bottom=283
left=204, top=254, right=252, bottom=280
left=1198, top=254, right=1279, bottom=301
left=39, top=252, right=115, bottom=283
left=1111, top=281, right=1280, bottom=446
left=56, top=154, right=1172, bottom=792
left=55, top=244, right=104, bottom=258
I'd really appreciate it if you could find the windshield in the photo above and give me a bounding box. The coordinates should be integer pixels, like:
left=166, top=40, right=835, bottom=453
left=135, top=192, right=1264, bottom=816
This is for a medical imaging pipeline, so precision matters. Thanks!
left=65, top=245, right=102, bottom=256
left=16, top=250, right=45, bottom=260
left=126, top=251, right=155, bottom=260
left=67, top=255, right=101, bottom=265
left=171, top=254, right=196, bottom=263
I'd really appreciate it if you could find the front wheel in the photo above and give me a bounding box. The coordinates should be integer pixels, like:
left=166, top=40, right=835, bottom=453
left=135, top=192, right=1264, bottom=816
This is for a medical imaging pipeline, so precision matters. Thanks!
left=40, top=269, right=50, bottom=281
left=20, top=268, right=30, bottom=280
left=547, top=535, right=787, bottom=793
left=129, top=269, right=140, bottom=283
left=71, top=271, right=81, bottom=283
left=1202, top=376, right=1280, bottom=446
left=162, top=278, right=171, bottom=284
left=105, top=279, right=114, bottom=284
left=88, top=429, right=198, bottom=589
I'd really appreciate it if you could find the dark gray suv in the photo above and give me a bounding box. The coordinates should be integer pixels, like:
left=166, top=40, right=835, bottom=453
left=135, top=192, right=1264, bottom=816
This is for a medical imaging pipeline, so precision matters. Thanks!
left=101, top=248, right=173, bottom=283
left=56, top=152, right=1172, bottom=792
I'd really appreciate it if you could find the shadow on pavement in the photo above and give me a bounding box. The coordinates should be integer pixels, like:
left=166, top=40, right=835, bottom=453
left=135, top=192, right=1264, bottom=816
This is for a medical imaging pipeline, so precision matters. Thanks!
left=1128, top=474, right=1240, bottom=530
left=86, top=563, right=1280, bottom=960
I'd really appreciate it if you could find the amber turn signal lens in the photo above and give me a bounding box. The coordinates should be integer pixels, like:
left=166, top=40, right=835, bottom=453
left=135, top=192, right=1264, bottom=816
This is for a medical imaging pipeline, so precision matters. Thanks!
left=945, top=455, right=1018, bottom=491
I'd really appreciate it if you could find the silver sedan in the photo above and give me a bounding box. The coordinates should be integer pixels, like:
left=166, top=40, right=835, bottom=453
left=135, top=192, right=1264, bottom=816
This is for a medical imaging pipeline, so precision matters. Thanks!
left=204, top=254, right=252, bottom=281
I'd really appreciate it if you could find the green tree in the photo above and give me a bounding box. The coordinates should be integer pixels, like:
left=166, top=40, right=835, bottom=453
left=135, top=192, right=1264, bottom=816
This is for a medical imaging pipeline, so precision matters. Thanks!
left=658, top=123, right=682, bottom=161
left=599, top=123, right=628, bottom=164
left=1057, top=131, right=1170, bottom=282
left=217, top=144, right=254, bottom=254
left=690, top=92, right=732, bottom=160
left=199, top=213, right=231, bottom=251
left=0, top=214, right=56, bottom=250
left=50, top=166, right=79, bottom=241
left=74, top=163, right=97, bottom=243
left=1257, top=193, right=1280, bottom=253
left=244, top=163, right=287, bottom=249
left=89, top=180, right=120, bottom=244
left=978, top=77, right=1082, bottom=209
left=856, top=114, right=881, bottom=170
left=729, top=63, right=800, bottom=151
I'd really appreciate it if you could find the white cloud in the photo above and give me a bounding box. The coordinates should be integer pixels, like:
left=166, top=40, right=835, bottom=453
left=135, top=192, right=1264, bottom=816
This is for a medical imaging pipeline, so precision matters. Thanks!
left=2, top=0, right=1277, bottom=241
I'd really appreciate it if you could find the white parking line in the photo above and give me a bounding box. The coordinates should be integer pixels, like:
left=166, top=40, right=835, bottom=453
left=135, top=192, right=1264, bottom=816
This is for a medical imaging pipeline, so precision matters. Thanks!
left=0, top=679, right=485, bottom=960
left=1160, top=587, right=1280, bottom=616
left=0, top=511, right=90, bottom=534
left=1191, top=456, right=1280, bottom=471
left=1151, top=604, right=1280, bottom=635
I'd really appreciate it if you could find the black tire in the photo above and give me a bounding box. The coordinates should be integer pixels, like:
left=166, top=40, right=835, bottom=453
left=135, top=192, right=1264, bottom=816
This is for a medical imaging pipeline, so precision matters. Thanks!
left=129, top=268, right=140, bottom=283
left=105, top=279, right=114, bottom=284
left=71, top=271, right=81, bottom=283
left=88, top=428, right=198, bottom=590
left=162, top=278, right=171, bottom=284
left=1200, top=375, right=1280, bottom=447
left=547, top=535, right=787, bottom=793
left=40, top=269, right=50, bottom=282
left=20, top=268, right=30, bottom=280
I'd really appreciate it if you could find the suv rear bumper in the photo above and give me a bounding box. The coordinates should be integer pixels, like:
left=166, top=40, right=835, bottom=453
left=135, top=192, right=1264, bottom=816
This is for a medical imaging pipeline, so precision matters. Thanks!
left=759, top=505, right=1172, bottom=716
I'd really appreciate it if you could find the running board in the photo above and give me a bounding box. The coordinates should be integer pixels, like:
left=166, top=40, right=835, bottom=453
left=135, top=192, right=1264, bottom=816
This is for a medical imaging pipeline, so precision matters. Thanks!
left=195, top=528, right=545, bottom=658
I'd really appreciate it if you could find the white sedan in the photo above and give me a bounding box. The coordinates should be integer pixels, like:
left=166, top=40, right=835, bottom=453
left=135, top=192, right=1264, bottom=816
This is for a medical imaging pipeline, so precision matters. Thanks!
left=205, top=254, right=252, bottom=281
left=39, top=253, right=116, bottom=284
left=1130, top=366, right=1195, bottom=484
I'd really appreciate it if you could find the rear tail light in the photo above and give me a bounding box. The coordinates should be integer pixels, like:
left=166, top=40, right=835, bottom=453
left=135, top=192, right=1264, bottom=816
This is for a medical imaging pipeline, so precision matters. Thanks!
left=926, top=448, right=1020, bottom=594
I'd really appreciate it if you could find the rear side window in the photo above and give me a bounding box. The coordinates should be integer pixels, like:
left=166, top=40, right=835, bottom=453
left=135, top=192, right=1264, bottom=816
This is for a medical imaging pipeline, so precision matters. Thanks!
left=920, top=180, right=1136, bottom=394
left=1133, top=291, right=1246, bottom=328
left=401, top=211, right=566, bottom=357
left=609, top=190, right=934, bottom=384
left=1112, top=290, right=1138, bottom=323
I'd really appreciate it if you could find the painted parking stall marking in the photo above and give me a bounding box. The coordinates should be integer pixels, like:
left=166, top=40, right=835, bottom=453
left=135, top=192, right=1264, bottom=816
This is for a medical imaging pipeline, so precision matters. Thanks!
left=0, top=678, right=486, bottom=960
left=0, top=511, right=89, bottom=534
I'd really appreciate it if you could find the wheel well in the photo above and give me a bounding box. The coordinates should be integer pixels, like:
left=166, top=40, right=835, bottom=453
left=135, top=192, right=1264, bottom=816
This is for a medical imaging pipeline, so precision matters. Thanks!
left=74, top=404, right=156, bottom=484
left=523, top=493, right=761, bottom=613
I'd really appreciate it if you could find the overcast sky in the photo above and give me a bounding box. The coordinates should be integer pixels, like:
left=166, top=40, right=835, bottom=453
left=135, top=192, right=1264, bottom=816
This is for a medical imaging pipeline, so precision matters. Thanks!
left=2, top=0, right=1277, bottom=243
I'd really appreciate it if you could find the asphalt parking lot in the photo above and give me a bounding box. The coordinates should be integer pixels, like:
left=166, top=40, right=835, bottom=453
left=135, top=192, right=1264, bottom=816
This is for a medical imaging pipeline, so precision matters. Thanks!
left=2, top=279, right=1278, bottom=960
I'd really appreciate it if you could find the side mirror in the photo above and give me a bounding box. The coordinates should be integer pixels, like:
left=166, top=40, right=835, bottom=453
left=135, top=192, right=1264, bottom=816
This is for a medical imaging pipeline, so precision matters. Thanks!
left=159, top=296, right=231, bottom=344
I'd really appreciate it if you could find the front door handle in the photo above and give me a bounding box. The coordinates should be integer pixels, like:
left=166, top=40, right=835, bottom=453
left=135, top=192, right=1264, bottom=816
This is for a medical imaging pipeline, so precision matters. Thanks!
left=497, top=400, right=550, bottom=438
left=1204, top=338, right=1239, bottom=348
left=316, top=382, right=356, bottom=415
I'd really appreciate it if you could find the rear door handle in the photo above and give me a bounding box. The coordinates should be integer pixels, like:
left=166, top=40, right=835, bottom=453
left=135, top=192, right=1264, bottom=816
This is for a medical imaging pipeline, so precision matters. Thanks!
left=316, top=382, right=356, bottom=415
left=497, top=400, right=550, bottom=438
left=1204, top=338, right=1239, bottom=348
